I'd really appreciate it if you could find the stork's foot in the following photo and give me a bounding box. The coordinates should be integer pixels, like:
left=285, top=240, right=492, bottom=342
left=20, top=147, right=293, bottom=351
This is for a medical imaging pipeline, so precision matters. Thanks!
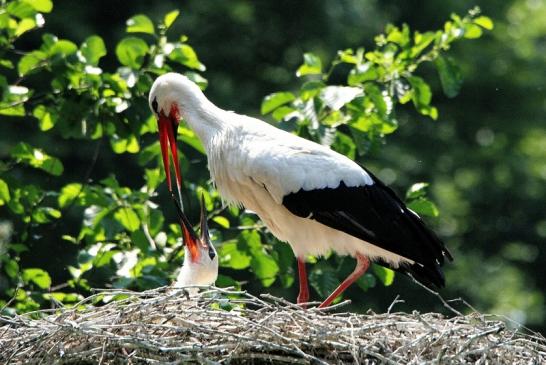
left=297, top=257, right=310, bottom=308
left=318, top=253, right=370, bottom=308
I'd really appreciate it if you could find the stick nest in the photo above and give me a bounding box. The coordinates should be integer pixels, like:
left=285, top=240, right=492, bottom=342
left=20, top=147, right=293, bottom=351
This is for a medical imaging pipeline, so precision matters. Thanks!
left=1, top=287, right=544, bottom=364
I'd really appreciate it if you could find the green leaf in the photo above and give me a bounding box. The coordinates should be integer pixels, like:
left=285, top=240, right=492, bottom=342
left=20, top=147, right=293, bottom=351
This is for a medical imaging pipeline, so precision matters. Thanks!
left=7, top=1, right=36, bottom=18
left=168, top=44, right=206, bottom=71
left=251, top=252, right=279, bottom=287
left=407, top=198, right=440, bottom=217
left=23, top=268, right=51, bottom=289
left=33, top=105, right=55, bottom=131
left=179, top=126, right=205, bottom=154
left=11, top=142, right=64, bottom=176
left=464, top=23, right=482, bottom=39
left=336, top=49, right=358, bottom=64
left=15, top=18, right=36, bottom=37
left=356, top=273, right=376, bottom=291
left=115, top=37, right=149, bottom=69
left=185, top=71, right=208, bottom=89
left=407, top=76, right=432, bottom=107
left=309, top=262, right=339, bottom=298
left=296, top=52, right=322, bottom=77
left=80, top=35, right=107, bottom=65
left=18, top=50, right=46, bottom=76
left=48, top=40, right=77, bottom=56
left=4, top=259, right=19, bottom=278
left=474, top=16, right=494, bottom=30
left=23, top=0, right=53, bottom=13
left=411, top=31, right=435, bottom=57
left=435, top=55, right=463, bottom=98
left=333, top=131, right=356, bottom=160
left=348, top=62, right=377, bottom=85
left=144, top=168, right=161, bottom=191
left=261, top=92, right=295, bottom=115
left=212, top=216, right=230, bottom=228
left=272, top=106, right=296, bottom=121
left=126, top=14, right=155, bottom=35
left=164, top=10, right=180, bottom=29
left=58, top=183, right=82, bottom=208
left=372, top=264, right=395, bottom=286
left=0, top=179, right=10, bottom=205
left=219, top=241, right=251, bottom=269
left=405, top=182, right=429, bottom=200
left=114, top=207, right=140, bottom=232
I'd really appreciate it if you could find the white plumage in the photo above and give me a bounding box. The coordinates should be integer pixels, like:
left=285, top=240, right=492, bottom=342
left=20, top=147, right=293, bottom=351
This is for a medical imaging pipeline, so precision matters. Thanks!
left=149, top=73, right=451, bottom=307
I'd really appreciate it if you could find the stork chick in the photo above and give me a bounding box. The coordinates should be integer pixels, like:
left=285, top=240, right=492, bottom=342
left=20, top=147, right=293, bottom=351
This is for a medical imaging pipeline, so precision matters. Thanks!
left=172, top=194, right=218, bottom=288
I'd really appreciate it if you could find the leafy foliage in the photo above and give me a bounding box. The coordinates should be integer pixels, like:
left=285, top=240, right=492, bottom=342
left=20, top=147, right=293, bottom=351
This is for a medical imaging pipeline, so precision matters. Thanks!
left=0, top=1, right=491, bottom=314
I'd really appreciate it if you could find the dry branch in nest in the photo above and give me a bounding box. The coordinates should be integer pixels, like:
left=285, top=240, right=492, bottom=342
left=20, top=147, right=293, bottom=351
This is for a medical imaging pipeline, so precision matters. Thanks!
left=1, top=286, right=545, bottom=364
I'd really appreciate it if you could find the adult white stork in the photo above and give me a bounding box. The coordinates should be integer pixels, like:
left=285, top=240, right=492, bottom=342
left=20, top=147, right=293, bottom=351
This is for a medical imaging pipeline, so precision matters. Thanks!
left=171, top=194, right=218, bottom=288
left=149, top=73, right=452, bottom=308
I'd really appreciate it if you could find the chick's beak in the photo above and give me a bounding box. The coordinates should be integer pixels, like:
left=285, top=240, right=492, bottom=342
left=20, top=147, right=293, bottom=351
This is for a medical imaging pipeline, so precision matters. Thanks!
left=171, top=194, right=200, bottom=262
left=198, top=194, right=216, bottom=260
left=158, top=105, right=183, bottom=202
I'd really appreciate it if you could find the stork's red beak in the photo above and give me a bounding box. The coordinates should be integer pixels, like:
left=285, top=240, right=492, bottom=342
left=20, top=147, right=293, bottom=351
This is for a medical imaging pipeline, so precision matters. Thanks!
left=171, top=193, right=200, bottom=262
left=158, top=104, right=183, bottom=202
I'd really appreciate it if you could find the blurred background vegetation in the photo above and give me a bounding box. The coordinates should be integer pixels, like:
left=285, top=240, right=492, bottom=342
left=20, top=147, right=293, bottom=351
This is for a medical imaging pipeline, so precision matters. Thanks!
left=1, top=0, right=544, bottom=333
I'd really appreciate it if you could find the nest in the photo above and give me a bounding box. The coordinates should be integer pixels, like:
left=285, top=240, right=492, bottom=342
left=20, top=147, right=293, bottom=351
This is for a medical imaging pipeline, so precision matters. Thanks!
left=1, top=287, right=544, bottom=364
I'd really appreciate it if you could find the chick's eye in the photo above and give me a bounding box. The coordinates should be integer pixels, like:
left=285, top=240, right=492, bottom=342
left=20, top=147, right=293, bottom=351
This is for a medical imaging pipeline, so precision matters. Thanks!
left=208, top=248, right=216, bottom=260
left=151, top=98, right=158, bottom=114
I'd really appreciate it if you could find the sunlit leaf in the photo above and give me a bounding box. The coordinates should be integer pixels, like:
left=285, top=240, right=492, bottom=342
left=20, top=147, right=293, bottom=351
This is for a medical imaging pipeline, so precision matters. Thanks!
left=212, top=216, right=230, bottom=228
left=464, top=23, right=482, bottom=39
left=405, top=182, right=429, bottom=200
left=32, top=105, right=55, bottom=131
left=372, top=264, right=395, bottom=286
left=58, top=183, right=82, bottom=208
left=473, top=16, right=494, bottom=30
left=0, top=179, right=10, bottom=205
left=261, top=92, right=295, bottom=115
left=407, top=198, right=439, bottom=217
left=164, top=10, right=180, bottom=29
left=48, top=39, right=77, bottom=56
left=23, top=268, right=51, bottom=289
left=80, top=35, right=107, bottom=66
left=15, top=18, right=36, bottom=37
left=126, top=14, right=155, bottom=35
left=11, top=142, right=64, bottom=176
left=251, top=252, right=279, bottom=287
left=348, top=62, right=377, bottom=85
left=219, top=241, right=251, bottom=269
left=22, top=0, right=53, bottom=13
left=168, top=44, right=205, bottom=71
left=296, top=52, right=322, bottom=77
left=17, top=50, right=46, bottom=76
left=6, top=1, right=35, bottom=18
left=114, top=207, right=140, bottom=232
left=115, top=37, right=149, bottom=69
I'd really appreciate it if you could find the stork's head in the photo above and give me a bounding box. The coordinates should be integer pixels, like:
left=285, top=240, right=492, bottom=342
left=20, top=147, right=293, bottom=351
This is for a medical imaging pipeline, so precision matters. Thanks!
left=148, top=73, right=205, bottom=200
left=173, top=194, right=218, bottom=287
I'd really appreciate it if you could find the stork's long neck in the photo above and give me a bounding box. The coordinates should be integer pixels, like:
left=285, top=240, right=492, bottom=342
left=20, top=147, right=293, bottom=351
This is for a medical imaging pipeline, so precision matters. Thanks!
left=179, top=92, right=228, bottom=150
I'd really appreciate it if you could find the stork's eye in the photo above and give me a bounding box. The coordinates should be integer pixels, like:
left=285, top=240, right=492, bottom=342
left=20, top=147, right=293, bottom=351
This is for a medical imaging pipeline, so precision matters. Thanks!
left=151, top=98, right=159, bottom=114
left=208, top=248, right=216, bottom=260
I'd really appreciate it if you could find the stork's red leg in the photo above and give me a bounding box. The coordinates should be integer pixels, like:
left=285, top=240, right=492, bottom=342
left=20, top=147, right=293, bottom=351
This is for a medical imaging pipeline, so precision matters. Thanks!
left=297, top=257, right=309, bottom=307
left=318, top=253, right=370, bottom=308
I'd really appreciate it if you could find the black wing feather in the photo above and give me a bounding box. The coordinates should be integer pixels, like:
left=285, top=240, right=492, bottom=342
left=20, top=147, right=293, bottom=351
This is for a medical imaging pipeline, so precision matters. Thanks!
left=282, top=167, right=452, bottom=288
